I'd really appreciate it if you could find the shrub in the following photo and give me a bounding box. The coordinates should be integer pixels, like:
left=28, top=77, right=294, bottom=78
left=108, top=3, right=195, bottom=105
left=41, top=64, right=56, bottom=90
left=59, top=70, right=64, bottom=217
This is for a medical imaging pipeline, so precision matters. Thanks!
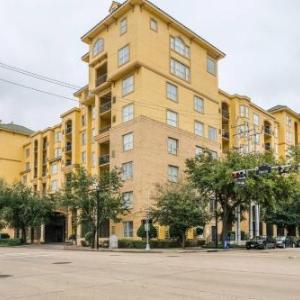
left=84, top=232, right=93, bottom=246
left=118, top=239, right=146, bottom=249
left=81, top=240, right=88, bottom=247
left=0, top=238, right=21, bottom=247
left=137, top=223, right=157, bottom=239
left=0, top=233, right=10, bottom=240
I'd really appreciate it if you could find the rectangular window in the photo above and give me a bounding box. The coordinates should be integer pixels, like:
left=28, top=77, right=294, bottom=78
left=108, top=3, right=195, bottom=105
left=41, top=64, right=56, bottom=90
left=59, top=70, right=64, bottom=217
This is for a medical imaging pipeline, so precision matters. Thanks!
left=209, top=150, right=218, bottom=160
left=51, top=163, right=58, bottom=175
left=122, top=104, right=134, bottom=122
left=195, top=146, right=204, bottom=156
left=254, top=134, right=260, bottom=145
left=118, top=45, right=130, bottom=66
left=25, top=162, right=30, bottom=171
left=51, top=180, right=58, bottom=192
left=81, top=151, right=86, bottom=164
left=123, top=133, right=134, bottom=151
left=122, top=75, right=134, bottom=96
left=122, top=161, right=133, bottom=180
left=166, top=82, right=177, bottom=101
left=253, top=113, right=260, bottom=126
left=150, top=18, right=158, bottom=32
left=55, top=131, right=61, bottom=143
left=81, top=115, right=86, bottom=127
left=166, top=110, right=178, bottom=127
left=194, top=96, right=204, bottom=113
left=170, top=37, right=190, bottom=58
left=208, top=127, right=217, bottom=141
left=167, top=138, right=178, bottom=155
left=120, top=18, right=127, bottom=35
left=55, top=148, right=62, bottom=158
left=240, top=105, right=249, bottom=118
left=207, top=56, right=217, bottom=75
left=287, top=117, right=292, bottom=127
left=122, top=192, right=133, bottom=209
left=170, top=59, right=190, bottom=81
left=25, top=148, right=30, bottom=158
left=123, top=221, right=133, bottom=237
left=81, top=132, right=86, bottom=145
left=195, top=121, right=204, bottom=136
left=168, top=165, right=179, bottom=182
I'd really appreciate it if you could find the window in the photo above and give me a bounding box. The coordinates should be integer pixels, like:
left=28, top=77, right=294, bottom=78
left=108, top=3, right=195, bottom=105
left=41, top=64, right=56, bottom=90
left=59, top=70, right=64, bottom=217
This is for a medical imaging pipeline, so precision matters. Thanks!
left=253, top=113, right=260, bottom=126
left=170, top=37, right=190, bottom=57
left=120, top=18, right=127, bottom=35
left=207, top=56, right=217, bottom=75
left=81, top=151, right=86, bottom=164
left=81, top=115, right=86, bottom=127
left=51, top=180, right=58, bottom=192
left=122, top=75, right=134, bottom=95
left=170, top=59, right=190, bottom=81
left=118, top=45, right=130, bottom=66
left=254, top=134, right=260, bottom=145
left=195, top=146, right=204, bottom=156
left=92, top=38, right=104, bottom=56
left=122, top=192, right=133, bottom=209
left=51, top=163, right=58, bottom=175
left=55, top=131, right=61, bottom=143
left=122, top=104, right=134, bottom=122
left=209, top=150, right=218, bottom=160
left=240, top=105, right=249, bottom=118
left=25, top=148, right=30, bottom=158
left=167, top=138, right=178, bottom=155
left=208, top=127, right=217, bottom=141
left=92, top=106, right=96, bottom=120
left=166, top=110, right=178, bottom=127
left=166, top=82, right=177, bottom=101
left=92, top=152, right=96, bottom=167
left=123, top=221, right=133, bottom=237
left=122, top=161, right=133, bottom=180
left=81, top=132, right=87, bottom=145
left=25, top=162, right=30, bottom=171
left=287, top=117, right=292, bottom=127
left=168, top=165, right=179, bottom=182
left=195, top=121, right=204, bottom=136
left=150, top=18, right=158, bottom=32
left=55, top=148, right=62, bottom=158
left=194, top=96, right=204, bottom=113
left=123, top=133, right=134, bottom=151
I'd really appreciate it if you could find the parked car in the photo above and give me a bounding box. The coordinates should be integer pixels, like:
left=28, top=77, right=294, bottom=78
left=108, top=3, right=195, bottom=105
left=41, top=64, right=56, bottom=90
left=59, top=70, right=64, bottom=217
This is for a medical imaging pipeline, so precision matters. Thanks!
left=246, top=236, right=276, bottom=250
left=297, top=239, right=300, bottom=248
left=276, top=236, right=296, bottom=248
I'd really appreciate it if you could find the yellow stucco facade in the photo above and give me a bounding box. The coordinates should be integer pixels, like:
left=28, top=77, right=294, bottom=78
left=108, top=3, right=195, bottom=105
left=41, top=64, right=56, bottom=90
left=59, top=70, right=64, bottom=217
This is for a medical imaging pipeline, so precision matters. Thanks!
left=0, top=0, right=299, bottom=243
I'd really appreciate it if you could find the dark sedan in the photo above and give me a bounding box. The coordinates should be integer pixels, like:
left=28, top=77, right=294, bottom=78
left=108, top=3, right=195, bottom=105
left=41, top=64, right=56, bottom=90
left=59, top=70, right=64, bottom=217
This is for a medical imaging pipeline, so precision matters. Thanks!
left=275, top=236, right=296, bottom=248
left=246, top=236, right=276, bottom=250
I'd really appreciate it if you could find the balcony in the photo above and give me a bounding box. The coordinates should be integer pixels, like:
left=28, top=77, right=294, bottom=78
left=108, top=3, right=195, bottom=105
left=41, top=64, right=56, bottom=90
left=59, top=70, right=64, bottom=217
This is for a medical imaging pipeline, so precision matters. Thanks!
left=222, top=111, right=230, bottom=120
left=65, top=159, right=72, bottom=166
left=99, top=154, right=110, bottom=166
left=65, top=127, right=72, bottom=135
left=264, top=127, right=272, bottom=136
left=65, top=144, right=72, bottom=152
left=265, top=143, right=272, bottom=152
left=222, top=131, right=230, bottom=140
left=96, top=73, right=107, bottom=87
left=100, top=101, right=112, bottom=114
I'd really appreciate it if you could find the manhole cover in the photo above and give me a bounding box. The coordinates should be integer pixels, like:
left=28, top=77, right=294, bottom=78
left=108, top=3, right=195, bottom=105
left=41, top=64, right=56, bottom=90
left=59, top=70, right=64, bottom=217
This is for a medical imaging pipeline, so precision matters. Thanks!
left=0, top=275, right=12, bottom=278
left=52, top=262, right=72, bottom=265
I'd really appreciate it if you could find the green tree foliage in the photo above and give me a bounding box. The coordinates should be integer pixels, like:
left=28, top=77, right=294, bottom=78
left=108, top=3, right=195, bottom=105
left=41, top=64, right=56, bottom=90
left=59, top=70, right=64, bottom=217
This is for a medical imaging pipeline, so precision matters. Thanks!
left=137, top=222, right=157, bottom=239
left=150, top=182, right=209, bottom=248
left=59, top=167, right=126, bottom=248
left=0, top=182, right=54, bottom=243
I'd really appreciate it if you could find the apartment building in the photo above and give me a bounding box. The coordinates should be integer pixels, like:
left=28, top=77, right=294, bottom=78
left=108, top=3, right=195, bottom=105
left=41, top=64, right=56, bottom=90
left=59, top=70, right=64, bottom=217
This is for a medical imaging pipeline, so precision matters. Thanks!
left=1, top=0, right=300, bottom=243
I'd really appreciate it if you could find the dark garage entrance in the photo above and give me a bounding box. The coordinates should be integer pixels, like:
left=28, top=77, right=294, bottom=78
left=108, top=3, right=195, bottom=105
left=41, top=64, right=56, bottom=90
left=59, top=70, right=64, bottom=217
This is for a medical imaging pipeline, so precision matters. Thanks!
left=45, top=212, right=66, bottom=243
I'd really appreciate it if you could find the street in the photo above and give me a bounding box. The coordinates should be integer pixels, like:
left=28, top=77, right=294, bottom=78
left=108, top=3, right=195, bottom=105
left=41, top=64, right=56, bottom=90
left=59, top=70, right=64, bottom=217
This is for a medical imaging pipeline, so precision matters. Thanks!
left=0, top=246, right=300, bottom=299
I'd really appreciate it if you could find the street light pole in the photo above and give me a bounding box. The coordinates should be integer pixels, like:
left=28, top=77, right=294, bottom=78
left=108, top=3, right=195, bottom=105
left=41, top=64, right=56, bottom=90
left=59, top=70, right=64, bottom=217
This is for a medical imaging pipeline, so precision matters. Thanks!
left=145, top=191, right=150, bottom=251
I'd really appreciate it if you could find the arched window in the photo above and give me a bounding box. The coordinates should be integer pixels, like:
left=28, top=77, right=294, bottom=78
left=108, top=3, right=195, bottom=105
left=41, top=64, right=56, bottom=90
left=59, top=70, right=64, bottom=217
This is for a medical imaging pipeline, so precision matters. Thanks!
left=92, top=38, right=104, bottom=56
left=170, top=36, right=190, bottom=57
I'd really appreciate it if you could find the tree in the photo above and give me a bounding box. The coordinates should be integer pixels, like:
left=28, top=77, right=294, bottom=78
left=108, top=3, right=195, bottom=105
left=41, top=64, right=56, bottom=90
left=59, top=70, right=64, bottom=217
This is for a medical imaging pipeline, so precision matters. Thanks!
left=150, top=182, right=209, bottom=248
left=137, top=222, right=157, bottom=239
left=60, top=167, right=127, bottom=249
left=0, top=182, right=54, bottom=243
left=186, top=151, right=276, bottom=246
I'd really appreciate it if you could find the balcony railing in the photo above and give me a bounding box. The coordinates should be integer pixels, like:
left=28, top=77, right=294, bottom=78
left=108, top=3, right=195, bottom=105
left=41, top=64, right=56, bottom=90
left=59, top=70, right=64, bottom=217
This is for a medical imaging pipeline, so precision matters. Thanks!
left=99, top=126, right=111, bottom=135
left=265, top=143, right=272, bottom=151
left=100, top=101, right=112, bottom=113
left=222, top=131, right=230, bottom=140
left=264, top=127, right=272, bottom=136
left=66, top=144, right=72, bottom=152
left=222, top=111, right=230, bottom=120
left=96, top=73, right=107, bottom=87
left=66, top=160, right=72, bottom=166
left=99, top=154, right=110, bottom=166
left=65, top=127, right=72, bottom=135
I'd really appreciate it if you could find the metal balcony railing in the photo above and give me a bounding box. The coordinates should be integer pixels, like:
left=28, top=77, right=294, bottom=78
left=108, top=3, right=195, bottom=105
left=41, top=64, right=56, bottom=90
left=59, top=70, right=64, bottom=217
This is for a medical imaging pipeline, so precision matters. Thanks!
left=222, top=131, right=230, bottom=139
left=66, top=144, right=72, bottom=152
left=96, top=73, right=107, bottom=86
left=99, top=154, right=110, bottom=166
left=222, top=111, right=230, bottom=120
left=99, top=126, right=111, bottom=135
left=264, top=127, right=272, bottom=136
left=100, top=101, right=112, bottom=113
left=65, top=127, right=72, bottom=135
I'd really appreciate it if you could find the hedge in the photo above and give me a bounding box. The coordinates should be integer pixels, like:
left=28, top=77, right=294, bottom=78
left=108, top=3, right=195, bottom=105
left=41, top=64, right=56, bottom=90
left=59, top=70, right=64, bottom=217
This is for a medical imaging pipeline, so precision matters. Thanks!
left=0, top=238, right=22, bottom=247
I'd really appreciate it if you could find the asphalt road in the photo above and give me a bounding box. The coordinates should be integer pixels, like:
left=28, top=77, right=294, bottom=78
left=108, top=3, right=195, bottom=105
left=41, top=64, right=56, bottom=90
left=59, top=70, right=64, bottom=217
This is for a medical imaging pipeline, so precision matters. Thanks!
left=0, top=246, right=299, bottom=300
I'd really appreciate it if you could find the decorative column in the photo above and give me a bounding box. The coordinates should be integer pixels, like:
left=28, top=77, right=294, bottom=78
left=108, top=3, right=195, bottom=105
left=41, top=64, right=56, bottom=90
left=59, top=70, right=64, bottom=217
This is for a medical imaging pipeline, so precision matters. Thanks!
left=255, top=203, right=260, bottom=236
left=273, top=224, right=278, bottom=237
left=235, top=205, right=241, bottom=245
left=249, top=203, right=253, bottom=239
left=262, top=222, right=267, bottom=236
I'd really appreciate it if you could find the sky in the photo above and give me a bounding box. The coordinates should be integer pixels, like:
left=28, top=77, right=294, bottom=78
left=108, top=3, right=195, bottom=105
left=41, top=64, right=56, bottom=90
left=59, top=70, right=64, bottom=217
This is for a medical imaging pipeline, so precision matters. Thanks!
left=0, top=0, right=299, bottom=131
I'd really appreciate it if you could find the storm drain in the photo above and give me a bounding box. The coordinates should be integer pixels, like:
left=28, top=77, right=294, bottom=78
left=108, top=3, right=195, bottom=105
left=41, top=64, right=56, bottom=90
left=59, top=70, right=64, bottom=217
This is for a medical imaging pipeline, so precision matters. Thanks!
left=0, top=275, right=12, bottom=279
left=52, top=262, right=72, bottom=265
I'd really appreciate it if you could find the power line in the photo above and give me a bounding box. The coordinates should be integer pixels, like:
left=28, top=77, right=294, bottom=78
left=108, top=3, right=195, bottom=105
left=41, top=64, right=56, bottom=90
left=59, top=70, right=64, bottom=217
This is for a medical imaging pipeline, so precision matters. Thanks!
left=0, top=61, right=81, bottom=90
left=0, top=78, right=78, bottom=103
